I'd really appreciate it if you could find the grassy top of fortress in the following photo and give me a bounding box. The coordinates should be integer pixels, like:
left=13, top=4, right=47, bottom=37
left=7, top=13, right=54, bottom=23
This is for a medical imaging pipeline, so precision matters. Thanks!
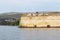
left=20, top=12, right=60, bottom=16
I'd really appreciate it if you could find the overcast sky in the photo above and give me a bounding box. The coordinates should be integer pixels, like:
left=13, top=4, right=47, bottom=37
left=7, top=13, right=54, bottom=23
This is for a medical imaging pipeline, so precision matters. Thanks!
left=0, top=0, right=60, bottom=13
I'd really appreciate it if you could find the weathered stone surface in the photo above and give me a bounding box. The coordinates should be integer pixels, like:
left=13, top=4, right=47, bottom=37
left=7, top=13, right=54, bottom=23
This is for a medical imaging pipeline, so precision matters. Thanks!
left=19, top=13, right=60, bottom=28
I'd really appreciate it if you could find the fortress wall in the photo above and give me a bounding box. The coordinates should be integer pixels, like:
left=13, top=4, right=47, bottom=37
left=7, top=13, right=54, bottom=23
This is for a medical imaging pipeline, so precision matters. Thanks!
left=19, top=13, right=60, bottom=28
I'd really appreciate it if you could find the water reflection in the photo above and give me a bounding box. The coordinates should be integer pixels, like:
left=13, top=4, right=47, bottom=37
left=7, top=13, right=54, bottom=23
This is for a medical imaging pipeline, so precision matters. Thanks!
left=0, top=26, right=21, bottom=40
left=20, top=28, right=60, bottom=40
left=0, top=26, right=60, bottom=40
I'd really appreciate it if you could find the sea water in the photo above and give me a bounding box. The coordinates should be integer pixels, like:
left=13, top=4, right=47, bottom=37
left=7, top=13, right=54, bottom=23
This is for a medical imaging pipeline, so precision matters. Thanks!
left=0, top=26, right=60, bottom=40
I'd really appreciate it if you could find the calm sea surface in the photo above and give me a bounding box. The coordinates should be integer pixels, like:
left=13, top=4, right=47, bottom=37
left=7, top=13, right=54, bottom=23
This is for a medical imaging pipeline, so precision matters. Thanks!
left=0, top=26, right=60, bottom=40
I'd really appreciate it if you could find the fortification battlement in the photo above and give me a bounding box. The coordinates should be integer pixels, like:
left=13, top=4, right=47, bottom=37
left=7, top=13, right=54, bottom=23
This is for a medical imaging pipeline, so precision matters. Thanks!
left=19, top=12, right=60, bottom=28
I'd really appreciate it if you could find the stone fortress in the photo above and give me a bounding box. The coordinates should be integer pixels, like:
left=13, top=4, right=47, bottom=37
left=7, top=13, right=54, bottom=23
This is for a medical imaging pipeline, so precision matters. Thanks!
left=19, top=12, right=60, bottom=28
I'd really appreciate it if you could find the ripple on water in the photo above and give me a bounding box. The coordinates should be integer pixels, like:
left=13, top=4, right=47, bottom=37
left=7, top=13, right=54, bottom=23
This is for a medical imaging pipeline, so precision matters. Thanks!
left=20, top=28, right=60, bottom=40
